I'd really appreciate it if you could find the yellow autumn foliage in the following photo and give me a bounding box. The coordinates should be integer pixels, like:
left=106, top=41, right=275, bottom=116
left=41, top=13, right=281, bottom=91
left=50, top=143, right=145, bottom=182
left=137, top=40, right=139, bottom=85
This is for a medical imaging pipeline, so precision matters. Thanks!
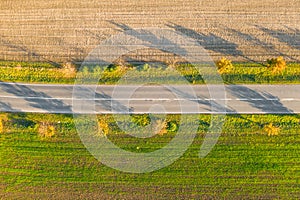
left=98, top=115, right=110, bottom=136
left=0, top=113, right=9, bottom=134
left=216, top=57, right=233, bottom=74
left=263, top=123, right=280, bottom=136
left=266, top=56, right=286, bottom=74
left=38, top=122, right=56, bottom=138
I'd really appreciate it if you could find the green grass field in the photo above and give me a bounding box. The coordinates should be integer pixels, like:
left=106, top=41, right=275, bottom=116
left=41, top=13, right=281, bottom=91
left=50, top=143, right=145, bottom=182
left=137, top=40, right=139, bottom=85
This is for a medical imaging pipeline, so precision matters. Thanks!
left=1, top=61, right=300, bottom=84
left=0, top=113, right=299, bottom=198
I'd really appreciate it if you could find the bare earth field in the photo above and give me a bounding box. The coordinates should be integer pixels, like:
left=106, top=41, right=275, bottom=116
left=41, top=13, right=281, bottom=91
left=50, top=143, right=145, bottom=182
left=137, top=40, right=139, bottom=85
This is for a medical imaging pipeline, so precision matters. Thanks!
left=0, top=0, right=300, bottom=63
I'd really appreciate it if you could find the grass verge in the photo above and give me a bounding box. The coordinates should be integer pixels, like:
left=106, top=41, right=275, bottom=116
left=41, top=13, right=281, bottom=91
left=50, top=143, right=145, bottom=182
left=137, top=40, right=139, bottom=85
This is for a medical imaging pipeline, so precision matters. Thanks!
left=0, top=61, right=300, bottom=84
left=0, top=113, right=299, bottom=198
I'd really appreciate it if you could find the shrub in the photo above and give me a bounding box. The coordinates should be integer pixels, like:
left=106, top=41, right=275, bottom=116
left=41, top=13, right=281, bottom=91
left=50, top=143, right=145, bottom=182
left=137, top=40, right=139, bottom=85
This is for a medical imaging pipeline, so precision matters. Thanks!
left=263, top=123, right=280, bottom=136
left=0, top=114, right=9, bottom=134
left=167, top=121, right=179, bottom=132
left=98, top=115, right=110, bottom=135
left=131, top=114, right=151, bottom=127
left=137, top=63, right=150, bottom=71
left=106, top=64, right=118, bottom=72
left=0, top=120, right=4, bottom=134
left=216, top=57, right=233, bottom=74
left=166, top=57, right=180, bottom=69
left=266, top=56, right=286, bottom=74
left=38, top=122, right=56, bottom=138
left=154, top=119, right=168, bottom=135
left=60, top=62, right=77, bottom=78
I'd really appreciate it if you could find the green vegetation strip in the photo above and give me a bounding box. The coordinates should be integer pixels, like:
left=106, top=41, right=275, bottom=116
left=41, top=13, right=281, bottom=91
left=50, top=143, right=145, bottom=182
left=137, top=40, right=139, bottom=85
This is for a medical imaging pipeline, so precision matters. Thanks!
left=0, top=113, right=299, bottom=198
left=0, top=60, right=300, bottom=84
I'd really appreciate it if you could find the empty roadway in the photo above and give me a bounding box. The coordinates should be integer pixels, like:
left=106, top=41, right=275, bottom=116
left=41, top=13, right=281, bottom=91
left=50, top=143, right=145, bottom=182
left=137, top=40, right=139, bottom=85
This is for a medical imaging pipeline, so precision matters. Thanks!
left=0, top=82, right=299, bottom=114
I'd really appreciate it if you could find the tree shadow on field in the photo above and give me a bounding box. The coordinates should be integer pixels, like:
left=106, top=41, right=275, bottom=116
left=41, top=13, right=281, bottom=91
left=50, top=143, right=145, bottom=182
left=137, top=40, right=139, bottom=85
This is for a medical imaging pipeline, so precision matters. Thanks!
left=108, top=21, right=188, bottom=57
left=255, top=25, right=300, bottom=61
left=54, top=37, right=86, bottom=64
left=256, top=25, right=300, bottom=50
left=0, top=35, right=60, bottom=67
left=228, top=85, right=293, bottom=114
left=224, top=27, right=294, bottom=62
left=226, top=27, right=276, bottom=58
left=166, top=23, right=254, bottom=61
left=0, top=83, right=71, bottom=113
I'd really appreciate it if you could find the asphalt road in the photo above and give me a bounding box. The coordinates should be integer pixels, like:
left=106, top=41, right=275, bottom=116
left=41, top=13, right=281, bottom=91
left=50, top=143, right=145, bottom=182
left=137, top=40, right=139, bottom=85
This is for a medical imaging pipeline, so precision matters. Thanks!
left=0, top=82, right=299, bottom=114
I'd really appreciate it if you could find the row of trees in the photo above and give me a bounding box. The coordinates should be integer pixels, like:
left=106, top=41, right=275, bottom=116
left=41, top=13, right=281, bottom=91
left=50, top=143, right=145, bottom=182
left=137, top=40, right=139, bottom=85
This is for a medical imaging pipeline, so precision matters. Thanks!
left=216, top=56, right=287, bottom=74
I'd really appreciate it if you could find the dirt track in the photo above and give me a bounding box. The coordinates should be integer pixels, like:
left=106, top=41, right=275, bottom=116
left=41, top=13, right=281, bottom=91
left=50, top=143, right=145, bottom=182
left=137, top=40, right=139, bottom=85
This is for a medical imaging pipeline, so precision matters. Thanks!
left=0, top=0, right=299, bottom=63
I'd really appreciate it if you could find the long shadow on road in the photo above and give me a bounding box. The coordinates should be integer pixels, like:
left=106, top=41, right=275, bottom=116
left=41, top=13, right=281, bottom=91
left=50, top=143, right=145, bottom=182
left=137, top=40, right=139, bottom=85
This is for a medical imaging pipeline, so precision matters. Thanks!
left=0, top=101, right=19, bottom=112
left=0, top=83, right=71, bottom=113
left=168, top=86, right=234, bottom=113
left=95, top=90, right=133, bottom=113
left=1, top=83, right=132, bottom=114
left=73, top=86, right=133, bottom=113
left=228, top=85, right=293, bottom=114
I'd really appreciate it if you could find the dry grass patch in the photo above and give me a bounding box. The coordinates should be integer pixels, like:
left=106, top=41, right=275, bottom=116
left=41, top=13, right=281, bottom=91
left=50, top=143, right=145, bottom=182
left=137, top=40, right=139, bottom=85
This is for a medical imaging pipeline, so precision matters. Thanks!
left=97, top=115, right=111, bottom=136
left=60, top=62, right=77, bottom=78
left=38, top=122, right=56, bottom=138
left=0, top=113, right=9, bottom=134
left=263, top=123, right=280, bottom=136
left=153, top=119, right=168, bottom=135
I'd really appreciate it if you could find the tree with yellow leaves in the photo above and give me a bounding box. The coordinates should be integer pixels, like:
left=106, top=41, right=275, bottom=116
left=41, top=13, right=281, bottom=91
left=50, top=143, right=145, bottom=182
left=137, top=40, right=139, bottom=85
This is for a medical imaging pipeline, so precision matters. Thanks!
left=263, top=123, right=280, bottom=136
left=0, top=113, right=8, bottom=134
left=216, top=57, right=233, bottom=74
left=38, top=122, right=56, bottom=138
left=266, top=56, right=286, bottom=74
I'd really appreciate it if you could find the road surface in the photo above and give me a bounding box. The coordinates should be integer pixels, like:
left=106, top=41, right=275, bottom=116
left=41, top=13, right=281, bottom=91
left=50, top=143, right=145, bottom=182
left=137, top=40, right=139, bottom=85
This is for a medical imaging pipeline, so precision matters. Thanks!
left=0, top=82, right=299, bottom=114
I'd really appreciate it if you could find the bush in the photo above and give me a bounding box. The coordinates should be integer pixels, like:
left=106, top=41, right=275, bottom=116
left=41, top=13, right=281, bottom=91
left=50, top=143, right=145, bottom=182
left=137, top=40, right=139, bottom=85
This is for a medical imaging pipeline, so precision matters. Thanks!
left=216, top=57, right=233, bottom=74
left=106, top=64, right=118, bottom=72
left=167, top=121, right=179, bottom=132
left=98, top=115, right=110, bottom=135
left=154, top=119, right=168, bottom=135
left=0, top=114, right=8, bottom=134
left=131, top=114, right=151, bottom=127
left=263, top=123, right=280, bottom=136
left=38, top=122, right=56, bottom=138
left=0, top=120, right=4, bottom=134
left=166, top=58, right=180, bottom=69
left=60, top=62, right=77, bottom=78
left=266, top=56, right=286, bottom=74
left=137, top=63, right=150, bottom=71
